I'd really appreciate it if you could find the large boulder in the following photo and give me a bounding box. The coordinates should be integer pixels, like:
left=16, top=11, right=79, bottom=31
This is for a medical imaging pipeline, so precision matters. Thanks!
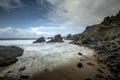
left=0, top=46, right=23, bottom=58
left=47, top=34, right=64, bottom=43
left=0, top=46, right=24, bottom=67
left=33, top=37, right=46, bottom=43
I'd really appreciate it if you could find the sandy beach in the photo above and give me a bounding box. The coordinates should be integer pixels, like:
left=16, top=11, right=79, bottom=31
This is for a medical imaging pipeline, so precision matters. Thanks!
left=30, top=53, right=112, bottom=80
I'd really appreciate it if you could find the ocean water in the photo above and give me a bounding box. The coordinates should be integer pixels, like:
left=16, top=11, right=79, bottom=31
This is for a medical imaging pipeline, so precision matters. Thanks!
left=0, top=39, right=95, bottom=75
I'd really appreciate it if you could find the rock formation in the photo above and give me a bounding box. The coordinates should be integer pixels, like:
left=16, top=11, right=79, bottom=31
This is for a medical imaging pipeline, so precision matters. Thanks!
left=47, top=34, right=64, bottom=43
left=33, top=37, right=46, bottom=43
left=66, top=34, right=72, bottom=40
left=0, top=46, right=24, bottom=67
left=71, top=11, right=120, bottom=45
left=71, top=11, right=120, bottom=79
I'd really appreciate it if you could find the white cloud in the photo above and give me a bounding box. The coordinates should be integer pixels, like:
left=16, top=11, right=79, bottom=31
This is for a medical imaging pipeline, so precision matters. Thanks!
left=47, top=0, right=120, bottom=26
left=0, top=26, right=82, bottom=38
left=0, top=0, right=23, bottom=10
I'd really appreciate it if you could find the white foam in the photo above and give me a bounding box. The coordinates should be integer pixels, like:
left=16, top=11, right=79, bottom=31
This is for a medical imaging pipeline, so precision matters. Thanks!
left=0, top=40, right=95, bottom=75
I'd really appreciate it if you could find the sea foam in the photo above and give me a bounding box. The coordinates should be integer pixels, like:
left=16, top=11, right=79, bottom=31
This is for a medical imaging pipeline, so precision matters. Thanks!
left=0, top=40, right=94, bottom=75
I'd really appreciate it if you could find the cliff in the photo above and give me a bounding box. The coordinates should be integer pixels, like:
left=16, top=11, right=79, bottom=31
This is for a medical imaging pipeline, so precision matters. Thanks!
left=71, top=11, right=120, bottom=79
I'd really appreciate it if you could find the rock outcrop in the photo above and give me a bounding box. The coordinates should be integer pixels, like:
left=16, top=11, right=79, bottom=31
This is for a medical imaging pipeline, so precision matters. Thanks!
left=66, top=34, right=72, bottom=40
left=71, top=11, right=120, bottom=80
left=0, top=46, right=24, bottom=67
left=33, top=37, right=46, bottom=43
left=47, top=34, right=64, bottom=43
left=71, top=11, right=120, bottom=45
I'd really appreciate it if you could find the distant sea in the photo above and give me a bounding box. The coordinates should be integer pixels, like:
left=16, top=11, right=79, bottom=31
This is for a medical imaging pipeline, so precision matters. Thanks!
left=0, top=38, right=37, bottom=40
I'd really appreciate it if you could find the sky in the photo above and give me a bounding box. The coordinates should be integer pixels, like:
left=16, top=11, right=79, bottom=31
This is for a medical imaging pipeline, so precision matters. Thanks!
left=0, top=0, right=120, bottom=38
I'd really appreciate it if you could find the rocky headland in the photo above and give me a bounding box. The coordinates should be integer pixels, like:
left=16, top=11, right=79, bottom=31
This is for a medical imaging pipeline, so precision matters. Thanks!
left=70, top=11, right=120, bottom=79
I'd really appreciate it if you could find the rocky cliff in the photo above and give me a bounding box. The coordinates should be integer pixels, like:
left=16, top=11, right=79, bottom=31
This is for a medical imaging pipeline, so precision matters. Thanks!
left=72, top=11, right=120, bottom=79
left=72, top=11, right=120, bottom=45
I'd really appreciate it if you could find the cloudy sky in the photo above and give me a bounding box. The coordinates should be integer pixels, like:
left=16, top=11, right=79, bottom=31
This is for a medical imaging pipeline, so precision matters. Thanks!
left=0, top=0, right=120, bottom=38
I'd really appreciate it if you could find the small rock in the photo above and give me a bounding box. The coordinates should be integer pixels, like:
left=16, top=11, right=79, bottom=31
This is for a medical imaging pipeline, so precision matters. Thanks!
left=20, top=75, right=29, bottom=79
left=80, top=59, right=84, bottom=61
left=77, top=63, right=83, bottom=68
left=97, top=68, right=104, bottom=74
left=19, top=66, right=26, bottom=71
left=84, top=79, right=92, bottom=80
left=7, top=71, right=12, bottom=73
left=87, top=63, right=95, bottom=66
left=44, top=69, right=48, bottom=71
left=78, top=52, right=82, bottom=56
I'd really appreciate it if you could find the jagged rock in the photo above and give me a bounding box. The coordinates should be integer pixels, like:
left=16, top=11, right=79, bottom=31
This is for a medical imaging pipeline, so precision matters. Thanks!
left=0, top=46, right=24, bottom=67
left=47, top=34, right=64, bottom=43
left=33, top=37, right=45, bottom=43
left=66, top=34, right=72, bottom=40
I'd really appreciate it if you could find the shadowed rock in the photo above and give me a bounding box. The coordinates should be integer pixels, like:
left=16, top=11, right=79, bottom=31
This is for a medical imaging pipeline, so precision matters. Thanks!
left=47, top=34, right=64, bottom=43
left=0, top=46, right=24, bottom=67
left=33, top=37, right=45, bottom=43
left=66, top=34, right=72, bottom=40
left=77, top=63, right=83, bottom=68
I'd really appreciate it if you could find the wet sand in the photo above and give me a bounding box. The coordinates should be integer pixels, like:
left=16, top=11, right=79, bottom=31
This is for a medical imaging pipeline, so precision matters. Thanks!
left=30, top=54, right=112, bottom=80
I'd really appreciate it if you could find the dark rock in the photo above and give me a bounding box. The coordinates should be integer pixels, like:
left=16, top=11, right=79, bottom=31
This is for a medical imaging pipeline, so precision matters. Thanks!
left=33, top=37, right=45, bottom=43
left=66, top=34, right=72, bottom=40
left=47, top=34, right=64, bottom=43
left=20, top=75, right=29, bottom=79
left=78, top=52, right=82, bottom=56
left=0, top=46, right=24, bottom=58
left=84, top=79, right=92, bottom=80
left=0, top=58, right=18, bottom=67
left=0, top=46, right=24, bottom=67
left=93, top=74, right=104, bottom=80
left=44, top=69, right=48, bottom=71
left=97, top=68, right=104, bottom=74
left=77, top=63, right=83, bottom=68
left=19, top=66, right=26, bottom=71
left=87, top=63, right=95, bottom=66
left=0, top=75, right=19, bottom=80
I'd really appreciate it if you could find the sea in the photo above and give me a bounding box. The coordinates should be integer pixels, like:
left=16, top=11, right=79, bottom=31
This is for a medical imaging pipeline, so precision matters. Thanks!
left=0, top=38, right=94, bottom=76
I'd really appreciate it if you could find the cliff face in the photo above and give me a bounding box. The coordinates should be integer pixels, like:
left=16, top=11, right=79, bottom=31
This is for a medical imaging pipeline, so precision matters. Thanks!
left=72, top=11, right=120, bottom=79
left=72, top=11, right=120, bottom=45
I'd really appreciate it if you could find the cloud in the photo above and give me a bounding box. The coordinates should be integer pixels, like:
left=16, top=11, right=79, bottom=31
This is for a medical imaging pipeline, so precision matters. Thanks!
left=0, top=0, right=23, bottom=10
left=0, top=26, right=82, bottom=38
left=47, top=0, right=120, bottom=26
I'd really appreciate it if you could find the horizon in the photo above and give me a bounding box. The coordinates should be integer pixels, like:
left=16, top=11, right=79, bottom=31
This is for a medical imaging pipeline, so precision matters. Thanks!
left=0, top=0, right=120, bottom=38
